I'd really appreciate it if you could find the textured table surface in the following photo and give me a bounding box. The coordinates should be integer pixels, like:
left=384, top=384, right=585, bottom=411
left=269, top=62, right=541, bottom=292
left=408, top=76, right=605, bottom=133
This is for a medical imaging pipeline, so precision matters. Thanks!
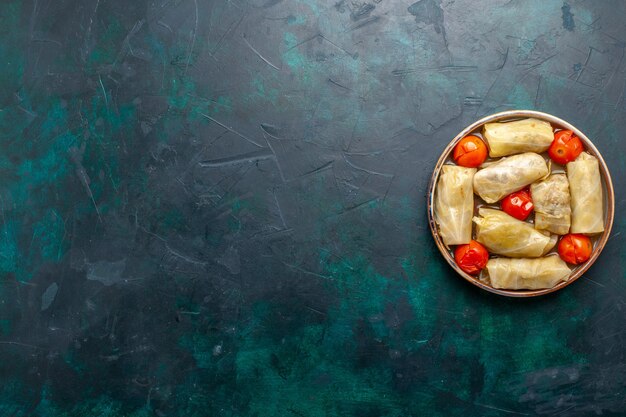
left=1, top=0, right=625, bottom=415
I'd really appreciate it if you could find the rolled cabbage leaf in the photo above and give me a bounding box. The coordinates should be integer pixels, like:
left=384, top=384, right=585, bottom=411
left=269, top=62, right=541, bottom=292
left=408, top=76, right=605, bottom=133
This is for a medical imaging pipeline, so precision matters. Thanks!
left=482, top=118, right=553, bottom=157
left=567, top=152, right=604, bottom=234
left=530, top=174, right=571, bottom=235
left=473, top=152, right=548, bottom=203
left=486, top=256, right=571, bottom=290
left=434, top=165, right=476, bottom=246
left=474, top=208, right=556, bottom=257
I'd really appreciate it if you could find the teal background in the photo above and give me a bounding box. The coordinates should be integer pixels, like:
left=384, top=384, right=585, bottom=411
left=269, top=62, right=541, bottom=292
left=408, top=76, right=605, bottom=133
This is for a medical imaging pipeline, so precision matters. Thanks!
left=1, top=0, right=625, bottom=415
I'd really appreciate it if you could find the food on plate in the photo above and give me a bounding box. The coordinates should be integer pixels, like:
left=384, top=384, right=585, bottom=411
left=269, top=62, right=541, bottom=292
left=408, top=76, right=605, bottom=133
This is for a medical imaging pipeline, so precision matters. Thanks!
left=472, top=152, right=549, bottom=203
left=473, top=208, right=557, bottom=258
left=500, top=188, right=533, bottom=221
left=431, top=113, right=609, bottom=294
left=548, top=130, right=583, bottom=164
left=454, top=240, right=489, bottom=275
left=558, top=234, right=592, bottom=265
left=567, top=152, right=604, bottom=234
left=453, top=135, right=488, bottom=168
left=434, top=165, right=476, bottom=246
left=486, top=256, right=571, bottom=290
left=482, top=118, right=553, bottom=157
left=530, top=174, right=571, bottom=235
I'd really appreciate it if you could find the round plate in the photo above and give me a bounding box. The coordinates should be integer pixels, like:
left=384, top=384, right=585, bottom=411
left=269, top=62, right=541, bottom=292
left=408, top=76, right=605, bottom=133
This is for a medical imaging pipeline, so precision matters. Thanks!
left=427, top=110, right=615, bottom=297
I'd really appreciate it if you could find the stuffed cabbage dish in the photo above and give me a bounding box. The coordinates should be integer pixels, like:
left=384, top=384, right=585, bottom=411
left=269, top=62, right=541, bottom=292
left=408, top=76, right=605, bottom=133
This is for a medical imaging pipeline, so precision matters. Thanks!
left=433, top=118, right=605, bottom=291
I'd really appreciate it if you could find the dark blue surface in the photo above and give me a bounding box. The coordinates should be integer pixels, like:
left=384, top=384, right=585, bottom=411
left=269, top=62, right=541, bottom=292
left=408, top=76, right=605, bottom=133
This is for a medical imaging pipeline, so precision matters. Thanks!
left=1, top=0, right=625, bottom=415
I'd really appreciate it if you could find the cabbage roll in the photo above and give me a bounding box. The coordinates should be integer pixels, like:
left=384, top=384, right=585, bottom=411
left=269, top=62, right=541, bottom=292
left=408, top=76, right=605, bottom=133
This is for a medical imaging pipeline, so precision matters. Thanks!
left=435, top=165, right=476, bottom=246
left=530, top=174, right=571, bottom=235
left=473, top=152, right=549, bottom=203
left=486, top=256, right=571, bottom=290
left=474, top=208, right=557, bottom=257
left=567, top=152, right=604, bottom=234
left=482, top=118, right=554, bottom=157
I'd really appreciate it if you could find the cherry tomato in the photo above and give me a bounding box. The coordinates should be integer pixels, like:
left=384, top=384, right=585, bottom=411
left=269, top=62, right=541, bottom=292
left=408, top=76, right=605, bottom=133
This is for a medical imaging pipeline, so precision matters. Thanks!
left=548, top=130, right=583, bottom=164
left=500, top=188, right=533, bottom=221
left=558, top=234, right=592, bottom=265
left=453, top=135, right=488, bottom=168
left=454, top=240, right=489, bottom=275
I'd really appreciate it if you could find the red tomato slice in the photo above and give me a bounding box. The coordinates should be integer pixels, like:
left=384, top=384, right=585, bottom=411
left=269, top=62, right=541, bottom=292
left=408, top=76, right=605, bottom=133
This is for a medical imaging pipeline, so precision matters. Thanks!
left=548, top=130, right=584, bottom=164
left=558, top=234, right=592, bottom=264
left=453, top=136, right=488, bottom=168
left=501, top=188, right=533, bottom=221
left=454, top=240, right=489, bottom=275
